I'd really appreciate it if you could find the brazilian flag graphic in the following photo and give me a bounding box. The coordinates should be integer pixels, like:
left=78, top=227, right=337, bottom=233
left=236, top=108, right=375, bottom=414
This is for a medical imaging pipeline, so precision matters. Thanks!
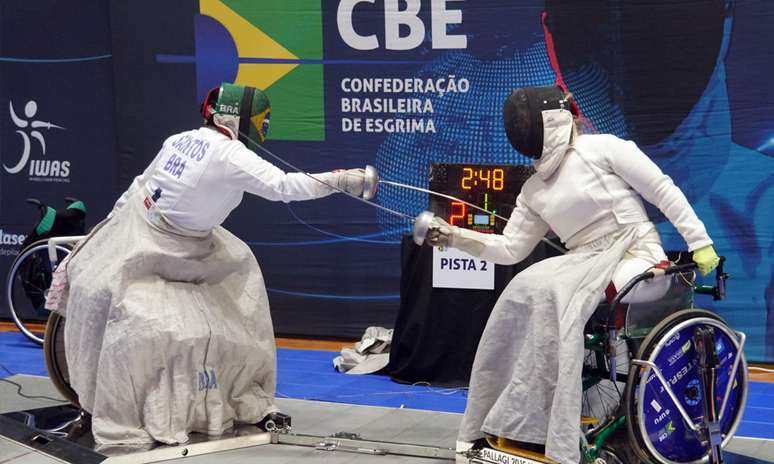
left=200, top=0, right=324, bottom=141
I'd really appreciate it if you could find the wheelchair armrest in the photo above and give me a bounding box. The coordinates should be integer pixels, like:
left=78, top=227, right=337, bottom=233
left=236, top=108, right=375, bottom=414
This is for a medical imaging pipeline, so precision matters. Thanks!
left=47, top=235, right=87, bottom=267
left=607, top=257, right=728, bottom=328
left=608, top=262, right=697, bottom=329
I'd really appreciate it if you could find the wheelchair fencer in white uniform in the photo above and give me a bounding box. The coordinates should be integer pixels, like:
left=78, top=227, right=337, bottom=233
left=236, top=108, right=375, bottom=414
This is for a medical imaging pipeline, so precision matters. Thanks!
left=43, top=83, right=377, bottom=446
left=416, top=86, right=742, bottom=464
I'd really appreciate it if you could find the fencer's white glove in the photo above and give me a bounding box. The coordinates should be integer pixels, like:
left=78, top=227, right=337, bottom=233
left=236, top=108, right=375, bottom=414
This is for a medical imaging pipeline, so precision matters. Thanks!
left=426, top=217, right=455, bottom=247
left=335, top=168, right=366, bottom=197
left=426, top=217, right=486, bottom=256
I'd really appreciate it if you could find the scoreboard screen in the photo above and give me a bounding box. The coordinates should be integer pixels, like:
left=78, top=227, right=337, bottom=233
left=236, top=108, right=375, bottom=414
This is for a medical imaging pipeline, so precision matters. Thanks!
left=428, top=163, right=533, bottom=234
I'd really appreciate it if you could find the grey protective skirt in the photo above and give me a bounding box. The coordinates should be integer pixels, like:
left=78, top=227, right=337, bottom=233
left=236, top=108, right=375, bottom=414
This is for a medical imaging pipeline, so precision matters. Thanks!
left=458, top=225, right=642, bottom=464
left=52, top=191, right=277, bottom=445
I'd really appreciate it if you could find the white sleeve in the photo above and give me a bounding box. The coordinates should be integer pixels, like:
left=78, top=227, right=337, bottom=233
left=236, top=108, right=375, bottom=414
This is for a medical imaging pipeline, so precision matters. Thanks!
left=603, top=136, right=712, bottom=251
left=459, top=194, right=550, bottom=265
left=224, top=143, right=337, bottom=202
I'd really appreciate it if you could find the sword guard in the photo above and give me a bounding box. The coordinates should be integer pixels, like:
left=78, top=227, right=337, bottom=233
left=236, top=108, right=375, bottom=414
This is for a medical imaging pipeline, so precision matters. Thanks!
left=363, top=165, right=379, bottom=200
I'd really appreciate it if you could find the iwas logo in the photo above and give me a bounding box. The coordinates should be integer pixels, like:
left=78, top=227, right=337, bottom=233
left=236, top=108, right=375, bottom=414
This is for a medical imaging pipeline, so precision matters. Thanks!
left=3, top=100, right=70, bottom=182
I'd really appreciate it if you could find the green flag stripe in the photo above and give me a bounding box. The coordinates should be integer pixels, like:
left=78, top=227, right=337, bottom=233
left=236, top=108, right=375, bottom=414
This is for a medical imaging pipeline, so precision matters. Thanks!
left=222, top=0, right=322, bottom=59
left=264, top=64, right=325, bottom=141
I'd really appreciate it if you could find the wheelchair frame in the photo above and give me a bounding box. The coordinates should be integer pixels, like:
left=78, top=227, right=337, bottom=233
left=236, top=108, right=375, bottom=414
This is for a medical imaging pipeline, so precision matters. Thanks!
left=580, top=258, right=747, bottom=464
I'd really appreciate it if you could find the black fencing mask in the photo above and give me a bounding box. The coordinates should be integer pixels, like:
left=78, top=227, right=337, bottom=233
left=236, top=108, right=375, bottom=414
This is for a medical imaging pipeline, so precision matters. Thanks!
left=503, top=86, right=570, bottom=159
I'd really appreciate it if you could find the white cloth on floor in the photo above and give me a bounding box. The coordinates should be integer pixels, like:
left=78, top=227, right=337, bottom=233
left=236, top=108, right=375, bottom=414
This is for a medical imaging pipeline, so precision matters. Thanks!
left=333, top=327, right=393, bottom=375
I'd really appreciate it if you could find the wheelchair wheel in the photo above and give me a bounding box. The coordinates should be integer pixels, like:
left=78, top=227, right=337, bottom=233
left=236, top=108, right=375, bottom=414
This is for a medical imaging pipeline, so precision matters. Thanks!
left=43, top=312, right=79, bottom=405
left=5, top=239, right=72, bottom=345
left=624, top=309, right=747, bottom=464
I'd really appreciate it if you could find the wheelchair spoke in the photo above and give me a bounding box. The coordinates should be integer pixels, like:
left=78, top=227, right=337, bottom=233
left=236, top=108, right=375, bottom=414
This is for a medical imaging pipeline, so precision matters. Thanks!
left=583, top=340, right=629, bottom=426
left=20, top=281, right=46, bottom=293
left=601, top=386, right=621, bottom=412
left=594, top=389, right=608, bottom=418
left=610, top=379, right=622, bottom=399
left=601, top=386, right=620, bottom=404
left=585, top=381, right=622, bottom=423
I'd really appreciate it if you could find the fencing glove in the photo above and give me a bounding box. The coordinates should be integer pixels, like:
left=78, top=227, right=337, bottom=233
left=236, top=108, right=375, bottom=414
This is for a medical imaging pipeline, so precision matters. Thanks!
left=426, top=217, right=487, bottom=256
left=336, top=168, right=366, bottom=196
left=692, top=245, right=720, bottom=276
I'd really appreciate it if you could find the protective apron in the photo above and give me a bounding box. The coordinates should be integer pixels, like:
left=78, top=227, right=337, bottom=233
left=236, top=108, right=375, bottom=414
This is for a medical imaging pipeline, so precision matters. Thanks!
left=458, top=224, right=645, bottom=463
left=53, top=189, right=277, bottom=445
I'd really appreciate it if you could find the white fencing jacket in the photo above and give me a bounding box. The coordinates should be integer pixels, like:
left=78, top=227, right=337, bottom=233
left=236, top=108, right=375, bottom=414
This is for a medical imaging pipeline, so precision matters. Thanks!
left=113, top=127, right=337, bottom=233
left=465, top=134, right=712, bottom=264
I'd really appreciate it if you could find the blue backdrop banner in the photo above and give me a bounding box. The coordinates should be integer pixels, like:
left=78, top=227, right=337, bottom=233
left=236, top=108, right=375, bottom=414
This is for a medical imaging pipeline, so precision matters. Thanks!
left=1, top=0, right=772, bottom=361
left=0, top=0, right=116, bottom=324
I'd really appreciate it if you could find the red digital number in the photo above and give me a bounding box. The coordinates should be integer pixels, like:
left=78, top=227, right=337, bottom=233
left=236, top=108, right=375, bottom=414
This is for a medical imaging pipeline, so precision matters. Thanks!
left=449, top=201, right=466, bottom=226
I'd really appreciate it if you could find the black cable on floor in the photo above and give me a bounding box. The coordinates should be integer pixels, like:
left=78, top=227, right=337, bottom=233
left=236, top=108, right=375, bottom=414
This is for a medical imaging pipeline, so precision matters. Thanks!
left=0, top=362, right=66, bottom=403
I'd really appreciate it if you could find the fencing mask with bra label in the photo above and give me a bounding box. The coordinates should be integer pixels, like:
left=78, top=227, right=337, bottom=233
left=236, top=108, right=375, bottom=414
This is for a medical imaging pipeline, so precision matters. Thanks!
left=202, top=83, right=272, bottom=146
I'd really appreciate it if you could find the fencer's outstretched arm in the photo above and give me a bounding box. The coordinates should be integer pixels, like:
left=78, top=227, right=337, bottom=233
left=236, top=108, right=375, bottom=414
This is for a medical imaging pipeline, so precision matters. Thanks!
left=431, top=194, right=549, bottom=265
left=601, top=136, right=712, bottom=251
left=224, top=143, right=358, bottom=202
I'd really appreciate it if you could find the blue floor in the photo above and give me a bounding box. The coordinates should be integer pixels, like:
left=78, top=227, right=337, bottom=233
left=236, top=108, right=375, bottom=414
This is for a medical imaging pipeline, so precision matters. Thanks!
left=275, top=347, right=467, bottom=412
left=1, top=331, right=772, bottom=440
left=0, top=331, right=49, bottom=377
left=0, top=331, right=468, bottom=413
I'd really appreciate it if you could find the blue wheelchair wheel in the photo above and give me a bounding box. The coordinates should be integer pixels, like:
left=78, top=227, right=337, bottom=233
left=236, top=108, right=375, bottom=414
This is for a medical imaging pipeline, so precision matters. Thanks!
left=625, top=309, right=747, bottom=463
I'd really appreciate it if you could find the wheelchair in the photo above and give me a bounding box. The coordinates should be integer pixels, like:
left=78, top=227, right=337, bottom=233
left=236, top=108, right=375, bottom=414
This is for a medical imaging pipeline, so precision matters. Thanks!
left=576, top=256, right=746, bottom=464
left=464, top=256, right=746, bottom=464
left=5, top=197, right=86, bottom=345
